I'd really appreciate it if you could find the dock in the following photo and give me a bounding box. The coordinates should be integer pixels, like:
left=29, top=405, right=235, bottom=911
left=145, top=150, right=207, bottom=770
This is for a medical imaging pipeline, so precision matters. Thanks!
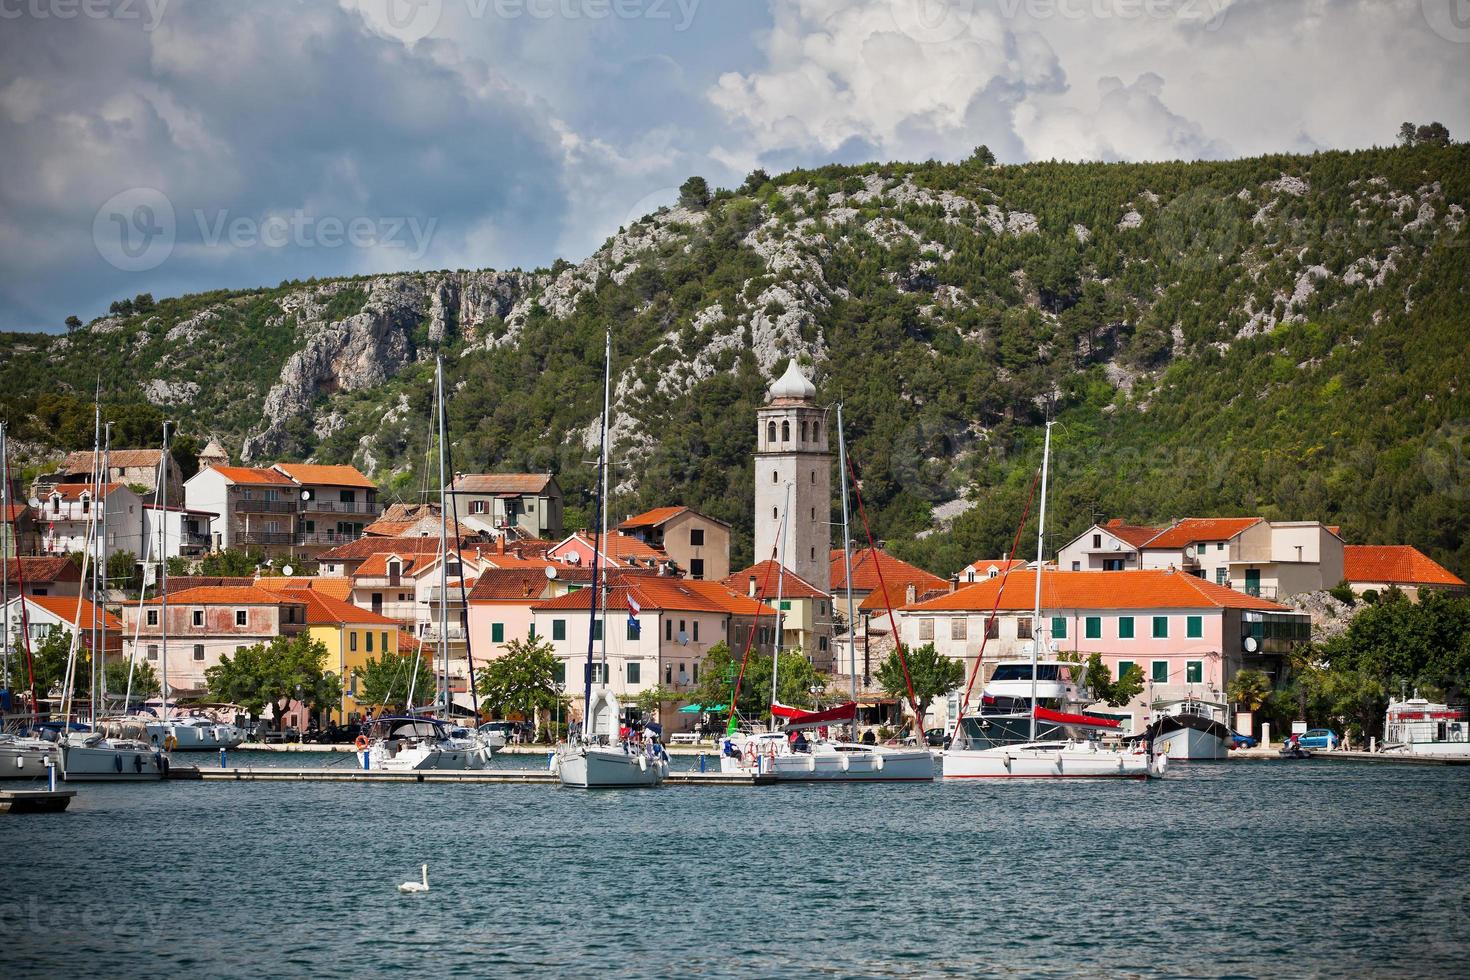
left=188, top=765, right=767, bottom=786
left=0, top=789, right=77, bottom=814
left=1310, top=750, right=1470, bottom=766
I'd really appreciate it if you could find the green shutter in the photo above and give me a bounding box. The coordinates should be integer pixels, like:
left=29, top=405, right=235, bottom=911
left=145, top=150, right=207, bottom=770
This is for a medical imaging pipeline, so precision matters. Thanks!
left=1051, top=616, right=1067, bottom=639
left=1118, top=617, right=1135, bottom=639
left=1152, top=616, right=1168, bottom=638
left=1152, top=661, right=1169, bottom=683
left=1186, top=661, right=1203, bottom=683
left=592, top=620, right=602, bottom=641
left=492, top=623, right=504, bottom=643
left=1085, top=617, right=1101, bottom=639
left=1117, top=660, right=1134, bottom=682
left=627, top=662, right=640, bottom=684
left=1186, top=615, right=1203, bottom=638
left=553, top=619, right=566, bottom=641
left=779, top=600, right=791, bottom=611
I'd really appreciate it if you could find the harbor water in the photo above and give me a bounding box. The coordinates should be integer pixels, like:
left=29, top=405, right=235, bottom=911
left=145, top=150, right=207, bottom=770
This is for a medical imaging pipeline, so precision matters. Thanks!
left=4, top=759, right=1467, bottom=977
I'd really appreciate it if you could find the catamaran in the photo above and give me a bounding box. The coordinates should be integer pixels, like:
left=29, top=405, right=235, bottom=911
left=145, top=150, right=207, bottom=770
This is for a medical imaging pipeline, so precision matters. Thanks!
left=942, top=421, right=1166, bottom=780
left=555, top=328, right=666, bottom=789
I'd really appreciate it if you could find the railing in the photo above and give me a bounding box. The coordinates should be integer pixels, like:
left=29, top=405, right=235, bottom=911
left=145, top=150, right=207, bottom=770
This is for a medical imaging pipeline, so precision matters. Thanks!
left=234, top=498, right=300, bottom=515
left=354, top=575, right=403, bottom=588
left=180, top=531, right=211, bottom=547
left=295, top=530, right=362, bottom=546
left=299, top=499, right=380, bottom=515
left=232, top=530, right=294, bottom=547
left=418, top=624, right=467, bottom=641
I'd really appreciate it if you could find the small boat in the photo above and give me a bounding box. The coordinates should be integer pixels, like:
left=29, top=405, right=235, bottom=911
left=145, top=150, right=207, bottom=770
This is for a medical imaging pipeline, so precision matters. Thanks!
left=1381, top=696, right=1470, bottom=758
left=555, top=688, right=667, bottom=788
left=145, top=714, right=248, bottom=752
left=0, top=732, right=60, bottom=779
left=362, top=715, right=493, bottom=771
left=719, top=729, right=933, bottom=781
left=1127, top=698, right=1232, bottom=761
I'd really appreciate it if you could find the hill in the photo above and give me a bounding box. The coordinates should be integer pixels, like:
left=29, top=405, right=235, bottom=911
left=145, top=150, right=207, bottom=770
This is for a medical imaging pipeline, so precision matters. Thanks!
left=3, top=144, right=1467, bottom=576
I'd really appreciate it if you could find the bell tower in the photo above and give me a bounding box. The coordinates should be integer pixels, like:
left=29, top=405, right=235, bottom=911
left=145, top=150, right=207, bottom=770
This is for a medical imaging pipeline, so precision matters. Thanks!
left=754, top=359, right=830, bottom=594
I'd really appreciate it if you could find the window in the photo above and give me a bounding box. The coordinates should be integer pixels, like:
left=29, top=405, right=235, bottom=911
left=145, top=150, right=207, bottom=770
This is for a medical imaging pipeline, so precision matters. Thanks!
left=1152, top=616, right=1169, bottom=639
left=767, top=421, right=777, bottom=443
left=1118, top=616, right=1135, bottom=639
left=1017, top=617, right=1032, bottom=640
left=627, top=662, right=641, bottom=684
left=951, top=618, right=968, bottom=640
left=985, top=617, right=999, bottom=640
left=591, top=621, right=602, bottom=641
left=553, top=619, right=566, bottom=641
left=918, top=618, right=935, bottom=641
left=1217, top=542, right=1225, bottom=552
left=1072, top=561, right=1081, bottom=571
left=1152, top=661, right=1169, bottom=683
left=1186, top=661, right=1203, bottom=684
left=1186, top=616, right=1203, bottom=639
left=817, top=638, right=826, bottom=652
left=810, top=470, right=816, bottom=485
left=585, top=663, right=606, bottom=684
left=779, top=600, right=791, bottom=611
left=553, top=662, right=566, bottom=684
left=1085, top=617, right=1101, bottom=639
left=665, top=619, right=672, bottom=641
left=235, top=610, right=247, bottom=627
left=1051, top=616, right=1067, bottom=640
left=382, top=632, right=389, bottom=652
left=471, top=500, right=487, bottom=514
left=1092, top=533, right=1101, bottom=548
left=492, top=623, right=505, bottom=643
left=1215, top=568, right=1227, bottom=586
left=627, top=621, right=639, bottom=641
left=365, top=631, right=374, bottom=653
left=349, top=632, right=358, bottom=652
left=800, top=420, right=808, bottom=441
left=1117, top=660, right=1133, bottom=681
left=690, top=528, right=704, bottom=547
left=693, top=663, right=700, bottom=682
left=812, top=422, right=820, bottom=441
left=782, top=420, right=790, bottom=441
left=690, top=558, right=704, bottom=580
left=692, top=621, right=700, bottom=642
left=193, top=644, right=205, bottom=662
left=146, top=644, right=158, bottom=661
left=146, top=609, right=158, bottom=626
left=665, top=664, right=672, bottom=684
left=192, top=610, right=204, bottom=627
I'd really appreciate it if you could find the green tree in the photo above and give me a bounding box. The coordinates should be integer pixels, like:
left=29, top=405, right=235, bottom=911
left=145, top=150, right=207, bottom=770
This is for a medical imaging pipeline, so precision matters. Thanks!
left=740, top=169, right=771, bottom=195
left=204, top=633, right=339, bottom=730
left=629, top=683, right=679, bottom=726
left=875, top=642, right=963, bottom=735
left=106, top=659, right=159, bottom=703
left=1227, top=668, right=1272, bottom=714
left=64, top=315, right=82, bottom=333
left=352, top=650, right=435, bottom=713
left=966, top=144, right=997, bottom=166
left=29, top=625, right=85, bottom=700
left=1397, top=121, right=1417, bottom=147
left=166, top=556, right=192, bottom=577
left=200, top=549, right=262, bottom=577
left=105, top=549, right=139, bottom=592
left=678, top=175, right=711, bottom=210
left=476, top=635, right=565, bottom=733
left=1081, top=653, right=1145, bottom=707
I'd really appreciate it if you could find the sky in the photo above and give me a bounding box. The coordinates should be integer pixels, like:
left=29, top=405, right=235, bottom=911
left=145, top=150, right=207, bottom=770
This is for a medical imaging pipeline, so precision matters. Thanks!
left=0, top=0, right=1466, bottom=332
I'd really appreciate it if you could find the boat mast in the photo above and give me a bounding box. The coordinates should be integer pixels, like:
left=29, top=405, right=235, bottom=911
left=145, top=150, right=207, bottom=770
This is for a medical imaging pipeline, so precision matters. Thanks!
left=1029, top=420, right=1053, bottom=743
left=90, top=395, right=102, bottom=724
left=159, top=421, right=171, bottom=723
left=0, top=421, right=8, bottom=693
left=435, top=357, right=450, bottom=717
left=836, top=405, right=858, bottom=734
left=597, top=331, right=611, bottom=697
left=581, top=328, right=611, bottom=737
left=96, top=422, right=112, bottom=716
left=770, top=482, right=790, bottom=715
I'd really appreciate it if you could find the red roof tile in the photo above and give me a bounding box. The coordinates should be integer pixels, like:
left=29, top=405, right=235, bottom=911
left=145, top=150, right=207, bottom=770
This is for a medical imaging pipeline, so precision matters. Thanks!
left=272, top=463, right=377, bottom=489
left=830, top=548, right=946, bottom=595
left=207, top=466, right=297, bottom=486
left=61, top=449, right=165, bottom=472
left=906, top=569, right=1290, bottom=612
left=252, top=576, right=354, bottom=601
left=1343, top=546, right=1465, bottom=587
left=1101, top=519, right=1165, bottom=549
left=46, top=482, right=127, bottom=501
left=1144, top=518, right=1263, bottom=549
left=144, top=586, right=306, bottom=606
left=467, top=568, right=554, bottom=602
left=25, top=594, right=121, bottom=630
left=298, top=591, right=401, bottom=626
left=319, top=537, right=449, bottom=561
left=3, top=555, right=81, bottom=583
left=618, top=506, right=689, bottom=528
left=537, top=577, right=746, bottom=614
left=722, top=561, right=826, bottom=600
left=449, top=473, right=556, bottom=494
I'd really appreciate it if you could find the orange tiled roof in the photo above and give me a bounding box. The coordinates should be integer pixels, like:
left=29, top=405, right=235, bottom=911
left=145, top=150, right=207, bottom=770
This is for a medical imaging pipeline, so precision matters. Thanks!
left=618, top=506, right=689, bottom=529
left=397, top=631, right=424, bottom=653
left=61, top=449, right=165, bottom=472
left=352, top=553, right=428, bottom=578
left=467, top=568, right=554, bottom=602
left=859, top=584, right=949, bottom=614
left=1144, top=518, right=1263, bottom=549
left=538, top=576, right=747, bottom=614
left=905, top=569, right=1290, bottom=613
left=723, top=560, right=826, bottom=600
left=3, top=555, right=81, bottom=583
left=830, top=547, right=946, bottom=595
left=26, top=594, right=121, bottom=630
left=144, top=586, right=306, bottom=606
left=3, top=503, right=31, bottom=522
left=449, top=473, right=556, bottom=494
left=46, top=482, right=126, bottom=501
left=298, top=591, right=400, bottom=626
left=319, top=536, right=449, bottom=560
left=1101, top=518, right=1164, bottom=549
left=680, top=580, right=778, bottom=617
left=252, top=576, right=354, bottom=601
left=550, top=531, right=667, bottom=566
left=1343, top=546, right=1465, bottom=587
left=272, top=463, right=377, bottom=489
left=209, top=466, right=297, bottom=486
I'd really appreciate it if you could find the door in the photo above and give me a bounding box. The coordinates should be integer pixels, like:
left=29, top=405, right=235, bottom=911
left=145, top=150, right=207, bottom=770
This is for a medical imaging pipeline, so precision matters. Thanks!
left=1244, top=569, right=1261, bottom=596
left=371, top=593, right=383, bottom=615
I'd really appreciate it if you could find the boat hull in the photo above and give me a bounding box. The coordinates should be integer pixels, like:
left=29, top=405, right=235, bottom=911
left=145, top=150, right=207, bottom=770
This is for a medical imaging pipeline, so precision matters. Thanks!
left=556, top=745, right=666, bottom=788
left=942, top=742, right=1165, bottom=779
left=367, top=742, right=493, bottom=771
left=722, top=743, right=935, bottom=781
left=1153, top=722, right=1229, bottom=761
left=0, top=738, right=60, bottom=779
left=146, top=720, right=247, bottom=752
left=60, top=741, right=165, bottom=781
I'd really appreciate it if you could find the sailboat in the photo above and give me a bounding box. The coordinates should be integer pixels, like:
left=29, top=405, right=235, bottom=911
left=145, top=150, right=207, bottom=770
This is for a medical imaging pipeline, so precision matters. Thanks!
left=942, top=422, right=1166, bottom=780
left=719, top=403, right=933, bottom=782
left=363, top=358, right=493, bottom=772
left=58, top=417, right=166, bottom=781
left=555, top=329, right=666, bottom=788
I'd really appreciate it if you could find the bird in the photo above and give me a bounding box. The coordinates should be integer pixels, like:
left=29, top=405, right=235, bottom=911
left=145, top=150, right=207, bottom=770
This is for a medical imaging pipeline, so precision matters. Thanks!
left=397, top=865, right=429, bottom=894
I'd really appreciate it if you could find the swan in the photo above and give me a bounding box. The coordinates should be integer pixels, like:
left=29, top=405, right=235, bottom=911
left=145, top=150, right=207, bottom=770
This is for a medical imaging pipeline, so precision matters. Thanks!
left=397, top=865, right=429, bottom=893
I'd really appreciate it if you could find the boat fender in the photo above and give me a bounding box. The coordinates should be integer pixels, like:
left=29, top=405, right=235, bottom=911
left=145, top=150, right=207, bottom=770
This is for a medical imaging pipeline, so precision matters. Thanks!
left=163, top=734, right=178, bottom=752
left=638, top=755, right=648, bottom=772
left=840, top=754, right=850, bottom=772
left=114, top=753, right=123, bottom=773
left=134, top=754, right=144, bottom=773
left=157, top=753, right=168, bottom=776
left=806, top=754, right=816, bottom=772
left=872, top=753, right=884, bottom=772
left=355, top=735, right=370, bottom=750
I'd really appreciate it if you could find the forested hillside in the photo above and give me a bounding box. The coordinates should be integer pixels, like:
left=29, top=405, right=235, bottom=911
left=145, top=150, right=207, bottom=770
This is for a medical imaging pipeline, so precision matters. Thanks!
left=2, top=144, right=1467, bottom=577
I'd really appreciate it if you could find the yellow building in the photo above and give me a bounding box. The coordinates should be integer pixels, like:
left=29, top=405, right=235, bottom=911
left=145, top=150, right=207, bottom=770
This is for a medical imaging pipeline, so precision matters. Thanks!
left=299, top=591, right=403, bottom=723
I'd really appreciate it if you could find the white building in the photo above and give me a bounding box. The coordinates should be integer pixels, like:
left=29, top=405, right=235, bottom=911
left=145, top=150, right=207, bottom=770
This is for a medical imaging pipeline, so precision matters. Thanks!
left=754, top=360, right=831, bottom=594
left=31, top=482, right=144, bottom=563
left=1055, top=519, right=1161, bottom=572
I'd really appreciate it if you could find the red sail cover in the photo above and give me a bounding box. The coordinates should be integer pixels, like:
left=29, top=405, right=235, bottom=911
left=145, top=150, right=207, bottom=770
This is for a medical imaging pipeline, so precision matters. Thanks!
left=774, top=702, right=859, bottom=727
left=1033, top=706, right=1122, bottom=730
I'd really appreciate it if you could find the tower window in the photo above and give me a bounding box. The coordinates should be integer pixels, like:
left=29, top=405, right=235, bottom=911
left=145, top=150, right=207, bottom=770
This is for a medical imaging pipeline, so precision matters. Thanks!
left=813, top=422, right=820, bottom=441
left=767, top=421, right=776, bottom=443
left=772, top=471, right=778, bottom=484
left=781, top=420, right=790, bottom=441
left=810, top=471, right=816, bottom=484
left=801, top=420, right=808, bottom=441
left=773, top=507, right=778, bottom=520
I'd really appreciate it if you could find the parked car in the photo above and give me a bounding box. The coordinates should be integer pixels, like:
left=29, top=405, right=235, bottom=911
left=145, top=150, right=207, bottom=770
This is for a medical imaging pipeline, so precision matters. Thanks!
left=924, top=728, right=951, bottom=748
left=1296, top=728, right=1340, bottom=750
left=477, top=721, right=528, bottom=747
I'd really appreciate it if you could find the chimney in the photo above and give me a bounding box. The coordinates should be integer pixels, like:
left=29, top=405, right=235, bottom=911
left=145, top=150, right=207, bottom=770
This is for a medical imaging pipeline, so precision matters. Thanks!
left=948, top=574, right=959, bottom=593
left=905, top=583, right=917, bottom=605
left=495, top=536, right=505, bottom=555
left=748, top=575, right=757, bottom=598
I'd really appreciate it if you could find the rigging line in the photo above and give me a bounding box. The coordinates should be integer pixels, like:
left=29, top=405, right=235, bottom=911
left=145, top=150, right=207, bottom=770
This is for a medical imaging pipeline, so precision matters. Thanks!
left=948, top=468, right=1041, bottom=746
left=724, top=513, right=786, bottom=736
left=842, top=452, right=923, bottom=733
left=3, top=435, right=38, bottom=722
left=440, top=390, right=480, bottom=725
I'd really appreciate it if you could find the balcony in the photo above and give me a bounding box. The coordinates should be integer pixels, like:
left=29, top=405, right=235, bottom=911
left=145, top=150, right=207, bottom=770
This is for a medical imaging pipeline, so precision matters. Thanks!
left=234, top=498, right=300, bottom=515
left=232, top=530, right=295, bottom=547
left=299, top=499, right=380, bottom=515
left=418, top=624, right=467, bottom=641
left=295, top=530, right=362, bottom=547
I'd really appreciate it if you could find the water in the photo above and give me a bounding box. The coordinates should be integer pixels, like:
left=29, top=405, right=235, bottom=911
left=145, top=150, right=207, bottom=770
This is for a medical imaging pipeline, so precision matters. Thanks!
left=5, top=761, right=1468, bottom=977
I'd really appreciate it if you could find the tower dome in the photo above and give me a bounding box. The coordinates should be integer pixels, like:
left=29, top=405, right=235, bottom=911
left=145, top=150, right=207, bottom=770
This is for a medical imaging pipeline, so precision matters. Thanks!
left=767, top=359, right=816, bottom=402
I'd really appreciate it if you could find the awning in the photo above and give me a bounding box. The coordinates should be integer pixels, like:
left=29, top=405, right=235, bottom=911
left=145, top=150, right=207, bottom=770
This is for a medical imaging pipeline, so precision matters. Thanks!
left=677, top=703, right=727, bottom=714
left=777, top=701, right=859, bottom=729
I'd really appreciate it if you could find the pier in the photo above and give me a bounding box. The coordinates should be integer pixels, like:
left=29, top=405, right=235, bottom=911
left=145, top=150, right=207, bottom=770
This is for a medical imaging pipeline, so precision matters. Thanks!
left=1310, top=750, right=1470, bottom=766
left=0, top=789, right=77, bottom=814
left=178, top=765, right=770, bottom=786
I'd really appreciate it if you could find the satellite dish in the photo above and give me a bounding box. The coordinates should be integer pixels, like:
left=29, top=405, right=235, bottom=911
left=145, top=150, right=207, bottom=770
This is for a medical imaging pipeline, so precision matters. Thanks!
left=543, top=566, right=557, bottom=580
left=1111, top=541, right=1122, bottom=552
left=1184, top=545, right=1196, bottom=559
left=1243, top=636, right=1260, bottom=654
left=282, top=565, right=294, bottom=577
left=300, top=489, right=313, bottom=501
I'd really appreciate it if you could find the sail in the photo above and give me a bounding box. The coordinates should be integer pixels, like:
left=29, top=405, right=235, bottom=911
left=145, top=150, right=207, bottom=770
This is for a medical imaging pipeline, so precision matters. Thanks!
left=1033, top=705, right=1122, bottom=731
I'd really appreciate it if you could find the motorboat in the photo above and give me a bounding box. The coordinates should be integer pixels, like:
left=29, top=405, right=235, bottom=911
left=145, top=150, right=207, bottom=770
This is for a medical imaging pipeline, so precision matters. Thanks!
left=719, top=729, right=934, bottom=781
left=144, top=714, right=248, bottom=752
left=57, top=718, right=166, bottom=781
left=362, top=715, right=494, bottom=771
left=1382, top=696, right=1470, bottom=758
left=1126, top=698, right=1232, bottom=761
left=555, top=688, right=667, bottom=788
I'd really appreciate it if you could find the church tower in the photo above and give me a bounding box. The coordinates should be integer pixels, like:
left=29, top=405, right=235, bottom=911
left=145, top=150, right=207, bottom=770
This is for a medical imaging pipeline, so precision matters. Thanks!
left=754, top=360, right=830, bottom=594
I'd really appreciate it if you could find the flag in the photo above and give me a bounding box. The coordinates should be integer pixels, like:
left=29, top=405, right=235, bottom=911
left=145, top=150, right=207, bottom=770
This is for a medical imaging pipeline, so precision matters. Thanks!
left=626, top=594, right=641, bottom=636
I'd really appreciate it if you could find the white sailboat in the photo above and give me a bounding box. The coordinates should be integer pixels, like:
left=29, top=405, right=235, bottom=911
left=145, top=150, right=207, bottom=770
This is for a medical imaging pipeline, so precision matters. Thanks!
left=556, top=329, right=666, bottom=789
left=361, top=358, right=493, bottom=772
left=942, top=422, right=1166, bottom=780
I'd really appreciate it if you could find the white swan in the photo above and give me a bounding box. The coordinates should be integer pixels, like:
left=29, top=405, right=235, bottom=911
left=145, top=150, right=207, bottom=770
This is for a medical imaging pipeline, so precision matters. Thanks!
left=397, top=864, right=429, bottom=893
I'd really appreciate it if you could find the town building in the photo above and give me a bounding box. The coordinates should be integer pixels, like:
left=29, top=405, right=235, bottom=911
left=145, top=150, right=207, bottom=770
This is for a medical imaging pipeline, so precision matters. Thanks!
left=296, top=590, right=403, bottom=723
left=831, top=546, right=947, bottom=619
left=2, top=593, right=123, bottom=661
left=140, top=504, right=214, bottom=568
left=1141, top=518, right=1345, bottom=599
left=124, top=586, right=309, bottom=697
left=617, top=506, right=731, bottom=581
left=754, top=360, right=831, bottom=594
left=184, top=466, right=300, bottom=557
left=2, top=555, right=82, bottom=597
left=546, top=530, right=670, bottom=571
left=446, top=473, right=564, bottom=540
left=958, top=558, right=1029, bottom=584
left=723, top=560, right=832, bottom=669
left=32, top=483, right=144, bottom=563
left=43, top=448, right=184, bottom=501
left=899, top=569, right=1310, bottom=733
left=2, top=501, right=39, bottom=557
left=316, top=536, right=451, bottom=578
left=1056, top=519, right=1162, bottom=572
left=1342, top=545, right=1467, bottom=599
left=271, top=463, right=381, bottom=555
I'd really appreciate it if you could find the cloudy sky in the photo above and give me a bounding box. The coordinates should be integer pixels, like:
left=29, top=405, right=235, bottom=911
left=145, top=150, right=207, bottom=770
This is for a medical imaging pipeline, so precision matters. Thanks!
left=1, top=0, right=1466, bottom=332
